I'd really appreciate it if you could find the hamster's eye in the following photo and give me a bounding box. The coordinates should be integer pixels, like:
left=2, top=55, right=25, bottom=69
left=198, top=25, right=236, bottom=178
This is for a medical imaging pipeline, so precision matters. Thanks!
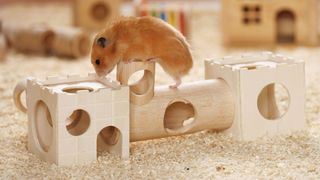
left=95, top=59, right=101, bottom=65
left=97, top=37, right=108, bottom=48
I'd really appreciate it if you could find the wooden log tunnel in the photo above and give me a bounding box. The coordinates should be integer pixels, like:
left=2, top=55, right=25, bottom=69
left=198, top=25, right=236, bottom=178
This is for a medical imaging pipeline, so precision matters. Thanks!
left=2, top=23, right=90, bottom=58
left=3, top=23, right=54, bottom=54
left=50, top=27, right=91, bottom=58
left=117, top=62, right=235, bottom=142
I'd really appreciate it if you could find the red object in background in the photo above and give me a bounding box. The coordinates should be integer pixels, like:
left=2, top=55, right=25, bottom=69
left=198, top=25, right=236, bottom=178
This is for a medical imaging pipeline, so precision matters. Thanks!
left=140, top=10, right=148, bottom=16
left=179, top=9, right=186, bottom=36
left=139, top=4, right=148, bottom=16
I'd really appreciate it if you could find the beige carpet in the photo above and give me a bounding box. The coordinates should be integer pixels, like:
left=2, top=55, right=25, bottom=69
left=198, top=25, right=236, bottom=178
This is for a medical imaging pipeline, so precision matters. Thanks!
left=0, top=2, right=319, bottom=179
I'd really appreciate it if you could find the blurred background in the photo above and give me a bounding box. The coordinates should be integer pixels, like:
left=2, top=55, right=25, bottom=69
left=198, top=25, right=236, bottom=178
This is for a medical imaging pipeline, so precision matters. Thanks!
left=0, top=0, right=223, bottom=82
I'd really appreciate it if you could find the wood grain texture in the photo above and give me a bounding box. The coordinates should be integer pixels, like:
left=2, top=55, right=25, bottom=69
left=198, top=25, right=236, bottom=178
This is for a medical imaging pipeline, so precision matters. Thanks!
left=130, top=79, right=234, bottom=141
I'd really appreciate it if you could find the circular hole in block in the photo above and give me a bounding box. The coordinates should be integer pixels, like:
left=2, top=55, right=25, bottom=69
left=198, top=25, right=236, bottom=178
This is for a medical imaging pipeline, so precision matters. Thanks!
left=99, top=126, right=120, bottom=145
left=35, top=100, right=53, bottom=152
left=164, top=100, right=196, bottom=133
left=242, top=6, right=250, bottom=12
left=257, top=83, right=290, bottom=120
left=97, top=126, right=122, bottom=157
left=255, top=6, right=261, bottom=12
left=91, top=2, right=110, bottom=21
left=128, top=70, right=154, bottom=96
left=128, top=70, right=145, bottom=86
left=62, top=86, right=94, bottom=93
left=66, top=110, right=90, bottom=136
left=243, top=17, right=250, bottom=25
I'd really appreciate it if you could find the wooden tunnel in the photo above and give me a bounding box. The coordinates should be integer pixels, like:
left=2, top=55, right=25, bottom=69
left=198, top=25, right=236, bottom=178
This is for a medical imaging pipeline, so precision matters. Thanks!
left=117, top=62, right=235, bottom=142
left=50, top=27, right=91, bottom=58
left=3, top=23, right=54, bottom=54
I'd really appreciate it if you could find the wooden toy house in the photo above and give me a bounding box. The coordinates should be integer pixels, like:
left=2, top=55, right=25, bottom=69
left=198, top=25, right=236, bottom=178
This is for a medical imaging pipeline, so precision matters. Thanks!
left=14, top=53, right=306, bottom=165
left=205, top=52, right=306, bottom=140
left=221, top=0, right=319, bottom=45
left=14, top=74, right=129, bottom=166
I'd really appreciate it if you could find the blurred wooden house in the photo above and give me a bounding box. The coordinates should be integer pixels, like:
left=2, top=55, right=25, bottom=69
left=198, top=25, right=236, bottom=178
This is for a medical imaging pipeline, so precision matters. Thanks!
left=222, top=0, right=319, bottom=45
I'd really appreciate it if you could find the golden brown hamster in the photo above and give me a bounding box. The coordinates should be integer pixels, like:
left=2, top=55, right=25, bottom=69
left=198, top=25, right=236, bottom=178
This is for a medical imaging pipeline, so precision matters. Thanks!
left=91, top=16, right=193, bottom=88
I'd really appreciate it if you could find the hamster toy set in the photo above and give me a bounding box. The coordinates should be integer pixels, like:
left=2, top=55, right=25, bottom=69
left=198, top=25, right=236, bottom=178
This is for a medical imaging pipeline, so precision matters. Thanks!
left=14, top=52, right=305, bottom=166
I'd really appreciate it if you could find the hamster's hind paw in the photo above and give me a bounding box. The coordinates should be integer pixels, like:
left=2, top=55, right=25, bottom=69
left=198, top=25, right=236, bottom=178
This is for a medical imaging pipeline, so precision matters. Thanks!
left=169, top=78, right=181, bottom=89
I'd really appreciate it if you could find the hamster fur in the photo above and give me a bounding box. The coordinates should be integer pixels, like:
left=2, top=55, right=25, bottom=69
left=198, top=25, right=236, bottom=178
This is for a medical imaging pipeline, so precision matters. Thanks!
left=91, top=16, right=193, bottom=88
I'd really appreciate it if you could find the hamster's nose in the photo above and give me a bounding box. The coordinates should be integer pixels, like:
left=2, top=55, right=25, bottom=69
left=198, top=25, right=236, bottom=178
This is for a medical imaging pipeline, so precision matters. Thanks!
left=95, top=59, right=100, bottom=65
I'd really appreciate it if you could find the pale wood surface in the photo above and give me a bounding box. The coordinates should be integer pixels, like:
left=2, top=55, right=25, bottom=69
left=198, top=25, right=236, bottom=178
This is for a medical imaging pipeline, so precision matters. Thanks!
left=130, top=79, right=234, bottom=141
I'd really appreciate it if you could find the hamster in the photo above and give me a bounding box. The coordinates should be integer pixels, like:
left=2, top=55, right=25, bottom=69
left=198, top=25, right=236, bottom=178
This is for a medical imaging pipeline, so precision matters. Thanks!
left=91, top=16, right=193, bottom=88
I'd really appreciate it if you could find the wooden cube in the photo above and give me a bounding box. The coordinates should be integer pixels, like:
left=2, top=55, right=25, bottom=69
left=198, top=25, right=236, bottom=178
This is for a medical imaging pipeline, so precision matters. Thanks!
left=14, top=73, right=129, bottom=166
left=73, top=0, right=122, bottom=30
left=205, top=52, right=306, bottom=140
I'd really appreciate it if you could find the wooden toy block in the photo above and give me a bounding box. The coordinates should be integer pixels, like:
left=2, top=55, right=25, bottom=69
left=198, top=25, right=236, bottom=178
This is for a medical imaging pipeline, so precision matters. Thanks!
left=13, top=73, right=129, bottom=166
left=116, top=61, right=233, bottom=141
left=51, top=27, right=91, bottom=58
left=3, top=23, right=54, bottom=54
left=129, top=79, right=234, bottom=141
left=205, top=52, right=306, bottom=141
left=136, top=1, right=191, bottom=37
left=13, top=52, right=306, bottom=164
left=0, top=34, right=7, bottom=61
left=221, top=0, right=318, bottom=45
left=116, top=61, right=155, bottom=106
left=73, top=0, right=122, bottom=31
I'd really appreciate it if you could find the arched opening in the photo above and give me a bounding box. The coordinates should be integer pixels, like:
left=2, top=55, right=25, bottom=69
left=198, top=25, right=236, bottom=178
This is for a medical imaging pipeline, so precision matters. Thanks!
left=276, top=10, right=295, bottom=43
left=97, top=126, right=122, bottom=157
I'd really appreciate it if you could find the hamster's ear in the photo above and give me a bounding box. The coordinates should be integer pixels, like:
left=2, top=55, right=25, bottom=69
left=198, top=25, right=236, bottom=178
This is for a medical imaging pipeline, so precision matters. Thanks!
left=97, top=37, right=108, bottom=48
